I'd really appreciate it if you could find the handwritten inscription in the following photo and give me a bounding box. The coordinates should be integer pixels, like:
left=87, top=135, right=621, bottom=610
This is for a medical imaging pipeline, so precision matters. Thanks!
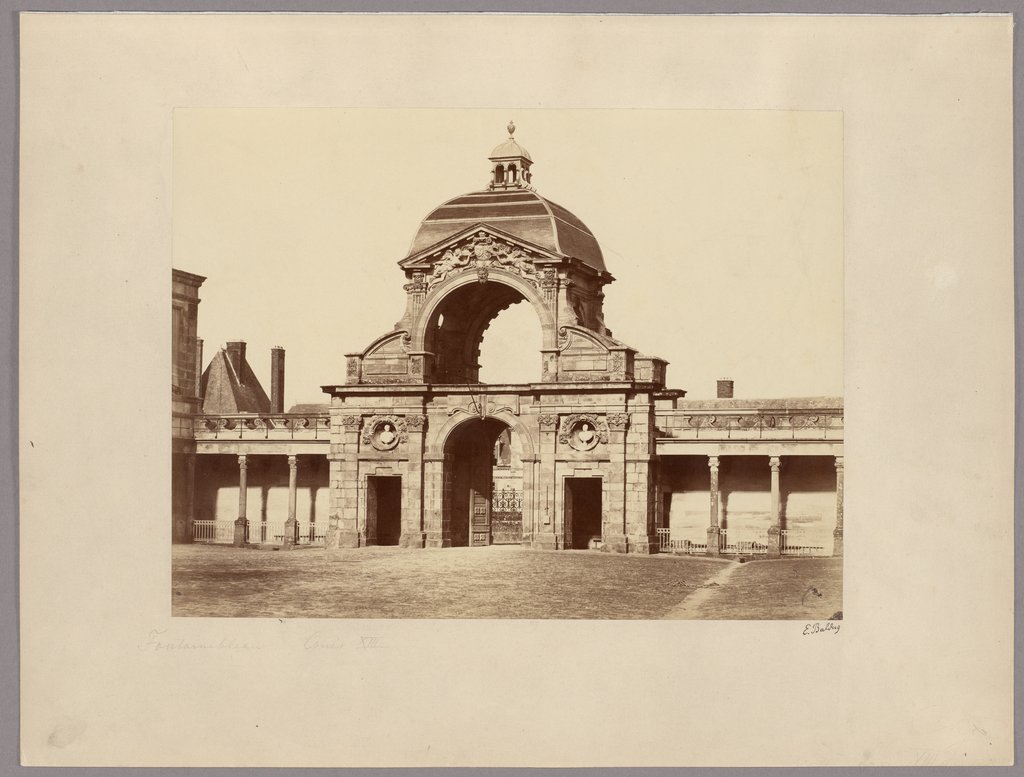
left=302, top=633, right=387, bottom=650
left=138, top=628, right=263, bottom=651
left=802, top=621, right=840, bottom=636
left=303, top=632, right=346, bottom=650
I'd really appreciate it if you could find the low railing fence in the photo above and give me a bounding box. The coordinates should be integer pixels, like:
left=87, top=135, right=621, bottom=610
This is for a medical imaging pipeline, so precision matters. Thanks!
left=780, top=528, right=827, bottom=557
left=191, top=519, right=328, bottom=546
left=191, top=519, right=235, bottom=544
left=655, top=528, right=708, bottom=555
left=718, top=528, right=769, bottom=556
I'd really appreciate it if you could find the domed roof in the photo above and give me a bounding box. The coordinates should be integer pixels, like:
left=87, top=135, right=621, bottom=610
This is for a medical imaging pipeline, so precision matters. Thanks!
left=406, top=188, right=607, bottom=273
left=489, top=138, right=532, bottom=162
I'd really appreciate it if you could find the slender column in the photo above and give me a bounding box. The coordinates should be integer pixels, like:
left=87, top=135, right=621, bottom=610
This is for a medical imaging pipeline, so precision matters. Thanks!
left=833, top=456, right=844, bottom=556
left=706, top=456, right=720, bottom=556
left=767, top=456, right=782, bottom=557
left=284, top=455, right=299, bottom=548
left=233, top=454, right=249, bottom=546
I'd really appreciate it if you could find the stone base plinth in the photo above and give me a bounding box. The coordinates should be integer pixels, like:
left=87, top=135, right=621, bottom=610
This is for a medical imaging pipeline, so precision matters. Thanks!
left=400, top=532, right=426, bottom=549
left=706, top=526, right=721, bottom=557
left=424, top=532, right=451, bottom=548
left=532, top=534, right=559, bottom=551
left=233, top=518, right=249, bottom=547
left=602, top=534, right=629, bottom=554
left=767, top=525, right=782, bottom=558
left=832, top=528, right=843, bottom=557
left=630, top=536, right=658, bottom=555
left=326, top=529, right=362, bottom=549
left=283, top=518, right=299, bottom=548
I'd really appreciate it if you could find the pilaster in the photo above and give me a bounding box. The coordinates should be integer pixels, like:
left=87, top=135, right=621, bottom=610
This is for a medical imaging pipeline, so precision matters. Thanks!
left=401, top=414, right=427, bottom=548
left=533, top=413, right=560, bottom=550
left=423, top=453, right=451, bottom=548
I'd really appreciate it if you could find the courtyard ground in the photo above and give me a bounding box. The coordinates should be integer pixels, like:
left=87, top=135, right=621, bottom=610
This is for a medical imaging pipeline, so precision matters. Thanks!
left=172, top=544, right=842, bottom=620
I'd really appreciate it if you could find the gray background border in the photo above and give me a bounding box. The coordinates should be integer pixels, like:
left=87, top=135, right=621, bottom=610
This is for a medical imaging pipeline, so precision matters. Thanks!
left=1, top=2, right=1019, bottom=775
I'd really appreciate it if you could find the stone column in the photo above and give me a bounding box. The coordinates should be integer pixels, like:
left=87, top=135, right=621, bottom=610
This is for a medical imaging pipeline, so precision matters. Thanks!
left=833, top=456, right=844, bottom=556
left=233, top=454, right=249, bottom=546
left=284, top=455, right=299, bottom=548
left=706, top=455, right=721, bottom=556
left=767, top=456, right=782, bottom=558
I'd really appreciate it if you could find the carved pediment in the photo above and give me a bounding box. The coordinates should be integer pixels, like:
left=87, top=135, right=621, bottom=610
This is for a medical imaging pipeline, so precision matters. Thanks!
left=428, top=231, right=543, bottom=289
left=403, top=227, right=558, bottom=291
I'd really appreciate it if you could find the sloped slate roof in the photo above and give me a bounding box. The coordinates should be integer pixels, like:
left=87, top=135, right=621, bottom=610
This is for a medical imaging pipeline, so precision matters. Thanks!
left=200, top=348, right=271, bottom=414
left=406, top=188, right=607, bottom=273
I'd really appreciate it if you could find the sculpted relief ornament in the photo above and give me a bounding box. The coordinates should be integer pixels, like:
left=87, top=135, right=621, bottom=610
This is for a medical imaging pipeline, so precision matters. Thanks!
left=558, top=413, right=610, bottom=451
left=361, top=415, right=409, bottom=451
left=426, top=232, right=540, bottom=289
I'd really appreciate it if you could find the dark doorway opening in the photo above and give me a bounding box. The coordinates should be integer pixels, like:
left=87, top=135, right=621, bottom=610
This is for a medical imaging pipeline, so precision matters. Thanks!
left=368, top=476, right=402, bottom=546
left=565, top=478, right=603, bottom=550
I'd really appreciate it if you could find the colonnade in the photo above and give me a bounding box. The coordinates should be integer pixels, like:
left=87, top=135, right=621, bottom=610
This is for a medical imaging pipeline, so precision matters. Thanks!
left=700, top=454, right=844, bottom=558
left=231, top=454, right=302, bottom=547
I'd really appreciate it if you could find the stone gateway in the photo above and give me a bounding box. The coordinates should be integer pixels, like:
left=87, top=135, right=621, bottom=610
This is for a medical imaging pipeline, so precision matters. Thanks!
left=175, top=124, right=844, bottom=559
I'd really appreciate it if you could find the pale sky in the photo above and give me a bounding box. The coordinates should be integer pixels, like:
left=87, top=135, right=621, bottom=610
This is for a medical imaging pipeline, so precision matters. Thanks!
left=174, top=108, right=842, bottom=406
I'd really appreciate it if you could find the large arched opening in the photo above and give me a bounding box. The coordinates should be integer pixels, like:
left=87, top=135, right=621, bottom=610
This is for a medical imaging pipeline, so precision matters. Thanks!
left=417, top=275, right=552, bottom=384
left=442, top=417, right=525, bottom=547
left=477, top=300, right=542, bottom=384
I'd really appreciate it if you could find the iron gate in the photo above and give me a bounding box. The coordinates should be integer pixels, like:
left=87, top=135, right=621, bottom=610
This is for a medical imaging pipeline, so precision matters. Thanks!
left=490, top=486, right=523, bottom=544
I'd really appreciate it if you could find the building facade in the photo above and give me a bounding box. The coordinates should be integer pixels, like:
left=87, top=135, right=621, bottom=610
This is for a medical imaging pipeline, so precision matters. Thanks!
left=176, top=126, right=843, bottom=558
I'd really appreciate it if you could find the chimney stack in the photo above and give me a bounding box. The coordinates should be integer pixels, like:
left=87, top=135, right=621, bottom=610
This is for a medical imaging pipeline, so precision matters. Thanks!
left=271, top=347, right=285, bottom=413
left=717, top=379, right=734, bottom=399
left=225, top=341, right=246, bottom=376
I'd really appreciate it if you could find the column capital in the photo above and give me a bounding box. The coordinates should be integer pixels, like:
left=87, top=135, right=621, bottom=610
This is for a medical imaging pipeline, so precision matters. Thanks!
left=708, top=455, right=719, bottom=470
left=769, top=455, right=781, bottom=471
left=237, top=454, right=248, bottom=468
left=288, top=454, right=298, bottom=469
left=834, top=455, right=844, bottom=471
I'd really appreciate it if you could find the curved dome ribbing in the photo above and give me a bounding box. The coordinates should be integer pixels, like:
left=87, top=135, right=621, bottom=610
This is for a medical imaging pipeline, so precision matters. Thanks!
left=406, top=188, right=607, bottom=273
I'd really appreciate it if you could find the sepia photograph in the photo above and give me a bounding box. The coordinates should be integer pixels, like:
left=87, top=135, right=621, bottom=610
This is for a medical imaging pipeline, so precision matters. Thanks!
left=18, top=13, right=1012, bottom=767
left=171, top=108, right=844, bottom=619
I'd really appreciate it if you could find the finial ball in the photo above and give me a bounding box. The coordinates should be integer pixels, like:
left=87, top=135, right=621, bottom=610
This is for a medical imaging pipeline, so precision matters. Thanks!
left=507, top=120, right=516, bottom=137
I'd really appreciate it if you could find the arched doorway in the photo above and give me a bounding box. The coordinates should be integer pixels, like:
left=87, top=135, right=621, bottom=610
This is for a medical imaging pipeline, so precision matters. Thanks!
left=443, top=417, right=524, bottom=547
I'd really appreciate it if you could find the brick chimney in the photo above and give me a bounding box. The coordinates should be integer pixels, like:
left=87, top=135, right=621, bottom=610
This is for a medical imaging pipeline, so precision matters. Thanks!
left=270, top=346, right=285, bottom=413
left=717, top=378, right=734, bottom=398
left=225, top=341, right=246, bottom=376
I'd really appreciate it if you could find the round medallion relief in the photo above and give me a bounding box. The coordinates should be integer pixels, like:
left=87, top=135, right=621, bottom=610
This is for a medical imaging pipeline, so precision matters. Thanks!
left=568, top=419, right=600, bottom=451
left=370, top=421, right=400, bottom=451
